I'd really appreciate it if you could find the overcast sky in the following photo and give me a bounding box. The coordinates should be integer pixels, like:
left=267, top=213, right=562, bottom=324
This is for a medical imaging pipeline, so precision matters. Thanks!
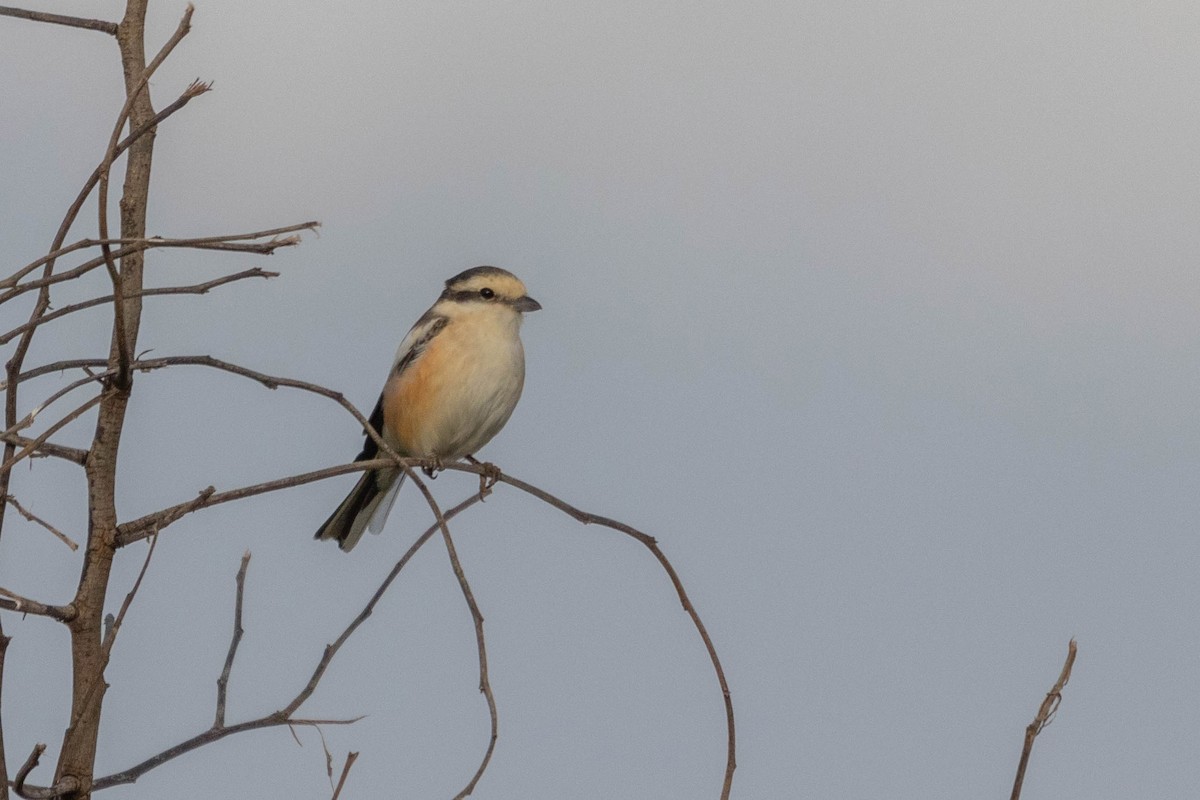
left=3, top=1, right=1200, bottom=797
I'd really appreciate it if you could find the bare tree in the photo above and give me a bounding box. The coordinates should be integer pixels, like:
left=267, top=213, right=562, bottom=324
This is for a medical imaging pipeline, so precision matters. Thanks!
left=0, top=3, right=735, bottom=799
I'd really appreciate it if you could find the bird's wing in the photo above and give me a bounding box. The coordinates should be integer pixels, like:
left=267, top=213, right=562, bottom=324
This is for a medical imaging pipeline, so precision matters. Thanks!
left=353, top=310, right=449, bottom=461
left=390, top=309, right=450, bottom=379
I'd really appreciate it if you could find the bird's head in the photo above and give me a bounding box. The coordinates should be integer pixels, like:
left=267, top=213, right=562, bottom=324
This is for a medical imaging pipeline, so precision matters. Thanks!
left=440, top=266, right=541, bottom=314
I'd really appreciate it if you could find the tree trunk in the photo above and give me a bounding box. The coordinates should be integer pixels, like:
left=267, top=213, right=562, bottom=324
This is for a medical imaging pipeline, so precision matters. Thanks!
left=53, top=1, right=155, bottom=794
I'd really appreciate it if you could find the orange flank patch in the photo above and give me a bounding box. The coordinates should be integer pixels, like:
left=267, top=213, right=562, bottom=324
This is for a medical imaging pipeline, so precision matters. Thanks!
left=382, top=327, right=474, bottom=457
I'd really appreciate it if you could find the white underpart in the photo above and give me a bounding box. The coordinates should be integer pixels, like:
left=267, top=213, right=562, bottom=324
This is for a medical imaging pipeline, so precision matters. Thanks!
left=368, top=472, right=403, bottom=534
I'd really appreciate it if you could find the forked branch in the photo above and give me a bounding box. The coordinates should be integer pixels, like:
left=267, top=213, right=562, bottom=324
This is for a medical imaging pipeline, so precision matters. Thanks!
left=90, top=497, right=488, bottom=791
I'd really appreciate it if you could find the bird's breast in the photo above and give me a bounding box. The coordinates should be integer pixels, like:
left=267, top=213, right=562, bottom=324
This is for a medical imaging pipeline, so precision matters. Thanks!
left=383, top=313, right=526, bottom=460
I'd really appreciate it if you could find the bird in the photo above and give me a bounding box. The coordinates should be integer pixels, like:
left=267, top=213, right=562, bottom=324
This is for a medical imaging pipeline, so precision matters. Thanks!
left=315, top=266, right=541, bottom=551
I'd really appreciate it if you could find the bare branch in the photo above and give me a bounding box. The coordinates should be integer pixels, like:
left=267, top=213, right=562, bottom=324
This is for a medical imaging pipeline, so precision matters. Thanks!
left=90, top=717, right=360, bottom=792
left=1011, top=639, right=1078, bottom=800
left=3, top=495, right=79, bottom=550
left=0, top=6, right=117, bottom=35
left=0, top=435, right=87, bottom=466
left=214, top=551, right=251, bottom=728
left=0, top=587, right=75, bottom=622
left=0, top=81, right=215, bottom=296
left=3, top=223, right=316, bottom=296
left=1, top=268, right=278, bottom=345
left=0, top=16, right=209, bottom=558
left=330, top=752, right=359, bottom=800
left=11, top=361, right=110, bottom=385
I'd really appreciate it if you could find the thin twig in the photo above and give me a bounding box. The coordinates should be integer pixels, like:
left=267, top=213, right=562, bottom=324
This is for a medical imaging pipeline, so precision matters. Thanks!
left=2, top=225, right=314, bottom=300
left=11, top=361, right=111, bottom=385
left=0, top=393, right=104, bottom=480
left=214, top=551, right=251, bottom=728
left=1011, top=639, right=1078, bottom=800
left=0, top=435, right=87, bottom=466
left=0, top=5, right=117, bottom=35
left=89, top=494, right=484, bottom=791
left=0, top=81, right=220, bottom=296
left=100, top=534, right=159, bottom=658
left=1, top=369, right=113, bottom=435
left=60, top=536, right=162, bottom=742
left=0, top=268, right=278, bottom=345
left=0, top=6, right=206, bottom=557
left=90, top=717, right=360, bottom=791
left=330, top=752, right=359, bottom=800
left=310, top=724, right=335, bottom=787
left=279, top=493, right=484, bottom=718
left=3, top=495, right=79, bottom=550
left=405, top=471, right=498, bottom=799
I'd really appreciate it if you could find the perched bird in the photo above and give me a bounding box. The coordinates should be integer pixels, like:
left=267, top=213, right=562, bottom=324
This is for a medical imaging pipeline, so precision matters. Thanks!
left=316, top=266, right=541, bottom=551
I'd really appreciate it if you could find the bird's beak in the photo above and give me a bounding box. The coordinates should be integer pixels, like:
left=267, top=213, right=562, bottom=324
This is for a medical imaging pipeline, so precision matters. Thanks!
left=513, top=295, right=542, bottom=313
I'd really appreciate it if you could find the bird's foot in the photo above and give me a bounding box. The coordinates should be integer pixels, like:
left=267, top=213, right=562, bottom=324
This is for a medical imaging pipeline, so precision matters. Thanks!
left=465, top=454, right=501, bottom=499
left=421, top=456, right=443, bottom=479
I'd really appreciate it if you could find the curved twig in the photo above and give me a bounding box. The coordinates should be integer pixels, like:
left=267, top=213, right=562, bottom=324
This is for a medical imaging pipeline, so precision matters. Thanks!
left=11, top=742, right=80, bottom=800
left=457, top=465, right=737, bottom=799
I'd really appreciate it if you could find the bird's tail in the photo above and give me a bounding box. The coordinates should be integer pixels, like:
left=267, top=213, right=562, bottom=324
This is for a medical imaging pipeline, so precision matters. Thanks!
left=314, top=468, right=402, bottom=552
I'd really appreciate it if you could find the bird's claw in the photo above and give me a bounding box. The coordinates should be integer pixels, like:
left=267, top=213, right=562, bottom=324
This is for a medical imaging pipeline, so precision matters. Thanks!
left=466, top=455, right=501, bottom=499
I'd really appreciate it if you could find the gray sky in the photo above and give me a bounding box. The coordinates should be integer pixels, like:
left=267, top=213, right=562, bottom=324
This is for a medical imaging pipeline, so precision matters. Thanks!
left=3, top=1, right=1200, bottom=797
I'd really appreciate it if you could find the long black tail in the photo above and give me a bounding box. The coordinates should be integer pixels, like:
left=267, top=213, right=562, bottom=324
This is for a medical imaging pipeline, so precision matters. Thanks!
left=314, top=469, right=386, bottom=551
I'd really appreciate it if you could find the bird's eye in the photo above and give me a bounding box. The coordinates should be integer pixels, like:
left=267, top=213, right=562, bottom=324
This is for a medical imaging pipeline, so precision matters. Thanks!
left=480, top=288, right=495, bottom=299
